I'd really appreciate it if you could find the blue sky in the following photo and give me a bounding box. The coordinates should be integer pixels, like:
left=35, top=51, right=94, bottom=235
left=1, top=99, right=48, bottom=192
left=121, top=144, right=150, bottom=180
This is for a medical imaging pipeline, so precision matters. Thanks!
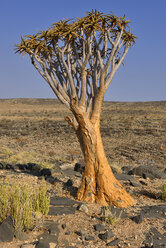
left=0, top=0, right=166, bottom=101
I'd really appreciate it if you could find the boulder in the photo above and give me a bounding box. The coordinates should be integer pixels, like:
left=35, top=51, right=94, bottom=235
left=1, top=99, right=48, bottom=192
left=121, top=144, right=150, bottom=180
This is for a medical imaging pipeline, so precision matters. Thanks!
left=0, top=216, right=14, bottom=242
left=128, top=165, right=165, bottom=179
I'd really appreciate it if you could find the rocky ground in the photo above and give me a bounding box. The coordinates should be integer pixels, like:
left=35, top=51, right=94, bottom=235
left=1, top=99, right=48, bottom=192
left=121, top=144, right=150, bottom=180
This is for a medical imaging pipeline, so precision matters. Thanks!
left=0, top=99, right=166, bottom=248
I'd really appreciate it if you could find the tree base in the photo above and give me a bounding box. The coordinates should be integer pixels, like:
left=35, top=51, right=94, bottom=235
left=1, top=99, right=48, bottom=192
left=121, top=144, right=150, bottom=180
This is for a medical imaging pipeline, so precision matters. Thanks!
left=77, top=170, right=135, bottom=208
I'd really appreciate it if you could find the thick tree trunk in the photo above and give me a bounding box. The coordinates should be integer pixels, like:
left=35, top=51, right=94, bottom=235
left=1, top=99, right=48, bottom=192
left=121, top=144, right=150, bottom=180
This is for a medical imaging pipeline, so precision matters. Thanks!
left=67, top=93, right=134, bottom=208
left=75, top=117, right=134, bottom=208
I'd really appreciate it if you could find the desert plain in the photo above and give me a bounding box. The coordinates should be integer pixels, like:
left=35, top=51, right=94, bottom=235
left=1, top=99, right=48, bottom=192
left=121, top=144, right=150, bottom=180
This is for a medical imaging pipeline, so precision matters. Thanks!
left=0, top=99, right=166, bottom=248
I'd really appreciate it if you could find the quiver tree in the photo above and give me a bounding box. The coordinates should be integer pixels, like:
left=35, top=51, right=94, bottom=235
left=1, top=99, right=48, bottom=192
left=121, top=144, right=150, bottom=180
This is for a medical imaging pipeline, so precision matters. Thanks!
left=15, top=10, right=136, bottom=207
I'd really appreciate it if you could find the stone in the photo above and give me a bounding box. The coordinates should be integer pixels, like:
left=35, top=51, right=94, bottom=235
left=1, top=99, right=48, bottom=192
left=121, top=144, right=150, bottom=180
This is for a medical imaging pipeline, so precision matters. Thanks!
left=27, top=163, right=41, bottom=174
left=129, top=179, right=142, bottom=187
left=48, top=223, right=60, bottom=235
left=77, top=203, right=88, bottom=213
left=139, top=180, right=148, bottom=185
left=106, top=238, right=120, bottom=246
left=94, top=223, right=106, bottom=232
left=15, top=230, right=29, bottom=241
left=143, top=227, right=166, bottom=248
left=36, top=234, right=58, bottom=248
left=48, top=206, right=76, bottom=216
left=131, top=213, right=144, bottom=224
left=121, top=166, right=132, bottom=173
left=16, top=163, right=27, bottom=171
left=6, top=163, right=14, bottom=170
left=75, top=229, right=87, bottom=237
left=74, top=163, right=85, bottom=174
left=0, top=161, right=6, bottom=169
left=62, top=224, right=66, bottom=229
left=140, top=204, right=166, bottom=219
left=65, top=179, right=73, bottom=186
left=50, top=196, right=79, bottom=206
left=115, top=173, right=134, bottom=181
left=40, top=168, right=52, bottom=177
left=98, top=230, right=114, bottom=241
left=65, top=246, right=78, bottom=248
left=85, top=236, right=95, bottom=241
left=128, top=165, right=166, bottom=179
left=35, top=239, right=50, bottom=248
left=0, top=216, right=14, bottom=242
left=20, top=244, right=35, bottom=248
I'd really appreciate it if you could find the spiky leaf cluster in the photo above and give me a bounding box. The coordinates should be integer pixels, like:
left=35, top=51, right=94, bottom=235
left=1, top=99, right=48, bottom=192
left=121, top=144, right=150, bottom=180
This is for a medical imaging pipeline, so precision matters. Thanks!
left=15, top=10, right=136, bottom=116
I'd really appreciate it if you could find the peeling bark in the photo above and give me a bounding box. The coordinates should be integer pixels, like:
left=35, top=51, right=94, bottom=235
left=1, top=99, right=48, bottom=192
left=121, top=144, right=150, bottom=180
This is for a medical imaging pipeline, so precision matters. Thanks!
left=71, top=110, right=134, bottom=208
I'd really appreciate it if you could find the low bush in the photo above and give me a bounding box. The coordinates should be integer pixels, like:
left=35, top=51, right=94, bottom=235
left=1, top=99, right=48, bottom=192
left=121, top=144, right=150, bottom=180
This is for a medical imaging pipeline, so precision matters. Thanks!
left=0, top=180, right=50, bottom=232
left=102, top=206, right=122, bottom=225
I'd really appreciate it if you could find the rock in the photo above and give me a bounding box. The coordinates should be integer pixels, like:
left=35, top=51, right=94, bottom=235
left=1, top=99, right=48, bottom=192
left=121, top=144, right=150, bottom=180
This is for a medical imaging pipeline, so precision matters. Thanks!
left=40, top=168, right=52, bottom=177
left=15, top=230, right=29, bottom=241
left=106, top=238, right=120, bottom=246
left=139, top=180, right=148, bottom=185
left=74, top=163, right=85, bottom=174
left=75, top=229, right=87, bottom=237
left=143, top=227, right=166, bottom=248
left=0, top=216, right=14, bottom=242
left=129, top=179, right=142, bottom=187
left=26, top=163, right=41, bottom=174
left=128, top=165, right=166, bottom=179
left=77, top=203, right=88, bottom=214
left=50, top=196, right=79, bottom=206
left=85, top=236, right=95, bottom=241
left=98, top=229, right=114, bottom=241
left=0, top=161, right=6, bottom=169
left=16, top=163, right=27, bottom=171
left=140, top=204, right=166, bottom=219
left=36, top=234, right=58, bottom=248
left=62, top=224, right=66, bottom=229
left=20, top=244, right=35, bottom=248
left=115, top=173, right=134, bottom=181
left=121, top=166, right=132, bottom=173
left=94, top=223, right=106, bottom=232
left=65, top=246, right=78, bottom=248
left=65, top=179, right=73, bottom=187
left=48, top=223, right=60, bottom=235
left=45, top=176, right=56, bottom=184
left=6, top=164, right=14, bottom=170
left=131, top=213, right=144, bottom=224
left=48, top=206, right=76, bottom=216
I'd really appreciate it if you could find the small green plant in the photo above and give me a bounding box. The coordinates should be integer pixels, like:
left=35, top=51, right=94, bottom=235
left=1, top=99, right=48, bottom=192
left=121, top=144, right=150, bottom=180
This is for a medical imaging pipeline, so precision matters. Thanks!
left=0, top=182, right=11, bottom=223
left=102, top=206, right=122, bottom=225
left=161, top=182, right=166, bottom=201
left=0, top=181, right=50, bottom=231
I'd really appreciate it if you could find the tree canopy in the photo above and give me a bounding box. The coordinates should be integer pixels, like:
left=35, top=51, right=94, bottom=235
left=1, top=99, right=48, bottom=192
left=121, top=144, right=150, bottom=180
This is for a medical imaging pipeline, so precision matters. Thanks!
left=15, top=10, right=136, bottom=117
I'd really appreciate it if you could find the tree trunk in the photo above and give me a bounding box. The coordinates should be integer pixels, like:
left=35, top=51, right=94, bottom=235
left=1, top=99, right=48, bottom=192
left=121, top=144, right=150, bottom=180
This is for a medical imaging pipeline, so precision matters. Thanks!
left=74, top=116, right=134, bottom=208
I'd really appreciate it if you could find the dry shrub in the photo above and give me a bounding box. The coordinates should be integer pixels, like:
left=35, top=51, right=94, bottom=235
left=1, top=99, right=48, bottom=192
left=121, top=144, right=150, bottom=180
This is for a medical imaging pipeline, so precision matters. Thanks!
left=0, top=180, right=50, bottom=231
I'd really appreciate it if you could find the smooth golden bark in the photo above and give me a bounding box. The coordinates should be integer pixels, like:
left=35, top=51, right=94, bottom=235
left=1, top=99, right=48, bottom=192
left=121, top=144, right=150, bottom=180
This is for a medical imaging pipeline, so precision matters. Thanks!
left=68, top=92, right=134, bottom=208
left=75, top=119, right=134, bottom=207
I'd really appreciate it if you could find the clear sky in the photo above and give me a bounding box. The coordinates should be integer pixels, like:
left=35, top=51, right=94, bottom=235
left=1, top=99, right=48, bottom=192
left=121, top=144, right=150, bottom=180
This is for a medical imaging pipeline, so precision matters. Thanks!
left=0, top=0, right=166, bottom=101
